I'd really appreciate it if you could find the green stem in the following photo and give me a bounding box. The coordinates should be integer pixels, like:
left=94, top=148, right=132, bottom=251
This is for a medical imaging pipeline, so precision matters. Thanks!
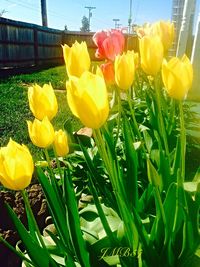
left=154, top=76, right=170, bottom=158
left=21, top=190, right=46, bottom=249
left=53, top=146, right=63, bottom=182
left=94, top=128, right=137, bottom=248
left=179, top=101, right=186, bottom=184
left=114, top=89, right=123, bottom=148
left=168, top=102, right=186, bottom=242
left=154, top=187, right=168, bottom=245
left=127, top=90, right=142, bottom=140
left=93, top=129, right=115, bottom=183
left=44, top=148, right=54, bottom=177
left=44, top=148, right=64, bottom=211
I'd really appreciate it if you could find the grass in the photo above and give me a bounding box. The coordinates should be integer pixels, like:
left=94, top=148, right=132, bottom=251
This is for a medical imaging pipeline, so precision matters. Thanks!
left=5, top=66, right=67, bottom=90
left=0, top=65, right=80, bottom=159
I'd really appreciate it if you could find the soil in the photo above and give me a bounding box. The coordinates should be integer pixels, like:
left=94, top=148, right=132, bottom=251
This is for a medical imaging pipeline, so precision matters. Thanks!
left=0, top=184, right=49, bottom=267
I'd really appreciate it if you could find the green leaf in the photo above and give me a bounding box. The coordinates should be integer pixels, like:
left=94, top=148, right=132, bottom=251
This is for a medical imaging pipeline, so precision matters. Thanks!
left=87, top=174, right=117, bottom=243
left=6, top=204, right=52, bottom=267
left=63, top=170, right=91, bottom=267
left=172, top=137, right=181, bottom=177
left=193, top=166, right=200, bottom=182
left=116, top=221, right=124, bottom=241
left=178, top=190, right=200, bottom=264
left=123, top=118, right=139, bottom=209
left=64, top=118, right=75, bottom=142
left=79, top=141, right=116, bottom=211
left=80, top=203, right=121, bottom=242
left=37, top=168, right=71, bottom=249
left=184, top=181, right=199, bottom=193
left=158, top=149, right=171, bottom=190
left=44, top=229, right=67, bottom=255
left=147, top=158, right=162, bottom=190
left=143, top=130, right=153, bottom=153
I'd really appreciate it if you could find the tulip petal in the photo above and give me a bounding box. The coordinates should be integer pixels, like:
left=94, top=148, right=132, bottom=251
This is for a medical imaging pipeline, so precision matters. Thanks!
left=0, top=140, right=33, bottom=190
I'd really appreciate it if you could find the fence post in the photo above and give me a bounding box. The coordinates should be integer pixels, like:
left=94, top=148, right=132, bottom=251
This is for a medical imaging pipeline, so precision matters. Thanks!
left=176, top=0, right=196, bottom=57
left=191, top=10, right=200, bottom=98
left=33, top=27, right=38, bottom=66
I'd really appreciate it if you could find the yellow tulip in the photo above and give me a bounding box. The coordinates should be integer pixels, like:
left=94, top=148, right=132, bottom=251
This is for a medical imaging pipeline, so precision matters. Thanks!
left=162, top=55, right=193, bottom=100
left=115, top=51, right=135, bottom=90
left=66, top=71, right=109, bottom=129
left=152, top=21, right=174, bottom=51
left=54, top=130, right=69, bottom=157
left=62, top=41, right=91, bottom=77
left=0, top=139, right=34, bottom=190
left=27, top=116, right=55, bottom=148
left=28, top=83, right=58, bottom=120
left=139, top=35, right=164, bottom=76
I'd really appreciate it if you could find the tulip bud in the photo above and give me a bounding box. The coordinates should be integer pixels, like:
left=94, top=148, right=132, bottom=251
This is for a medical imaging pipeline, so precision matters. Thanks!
left=67, top=71, right=109, bottom=129
left=54, top=130, right=69, bottom=157
left=139, top=35, right=164, bottom=76
left=162, top=55, right=193, bottom=100
left=0, top=139, right=34, bottom=190
left=27, top=116, right=55, bottom=148
left=28, top=83, right=58, bottom=121
left=152, top=21, right=174, bottom=51
left=62, top=41, right=90, bottom=77
left=115, top=51, right=135, bottom=90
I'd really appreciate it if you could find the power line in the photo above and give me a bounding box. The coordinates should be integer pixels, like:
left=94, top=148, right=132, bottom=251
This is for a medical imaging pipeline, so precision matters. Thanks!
left=4, top=0, right=41, bottom=20
left=4, top=0, right=79, bottom=26
left=92, top=17, right=112, bottom=28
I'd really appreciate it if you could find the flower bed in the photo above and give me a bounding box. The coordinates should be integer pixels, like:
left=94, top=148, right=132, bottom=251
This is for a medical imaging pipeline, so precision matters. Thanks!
left=0, top=21, right=199, bottom=267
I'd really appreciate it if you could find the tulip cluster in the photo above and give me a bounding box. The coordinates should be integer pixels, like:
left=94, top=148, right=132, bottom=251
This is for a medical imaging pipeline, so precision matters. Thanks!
left=62, top=41, right=110, bottom=129
left=0, top=19, right=196, bottom=267
left=27, top=83, right=69, bottom=157
left=136, top=20, right=193, bottom=98
left=62, top=20, right=193, bottom=134
left=137, top=20, right=174, bottom=52
left=93, top=29, right=125, bottom=85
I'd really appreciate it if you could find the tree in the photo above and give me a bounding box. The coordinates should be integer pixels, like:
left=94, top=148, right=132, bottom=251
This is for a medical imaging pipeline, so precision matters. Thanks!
left=80, top=16, right=89, bottom=32
left=64, top=25, right=68, bottom=32
left=0, top=9, right=7, bottom=17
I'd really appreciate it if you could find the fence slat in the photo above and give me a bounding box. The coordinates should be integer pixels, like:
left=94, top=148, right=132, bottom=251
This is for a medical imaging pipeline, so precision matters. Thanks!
left=0, top=17, right=138, bottom=69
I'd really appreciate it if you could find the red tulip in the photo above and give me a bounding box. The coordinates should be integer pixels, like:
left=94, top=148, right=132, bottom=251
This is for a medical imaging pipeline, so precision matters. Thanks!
left=93, top=29, right=125, bottom=61
left=100, top=61, right=115, bottom=85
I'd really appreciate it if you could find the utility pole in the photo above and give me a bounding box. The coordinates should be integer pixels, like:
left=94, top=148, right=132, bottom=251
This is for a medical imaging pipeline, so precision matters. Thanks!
left=41, top=0, right=48, bottom=27
left=113, top=18, right=120, bottom=29
left=128, top=0, right=133, bottom=33
left=85, top=6, right=96, bottom=31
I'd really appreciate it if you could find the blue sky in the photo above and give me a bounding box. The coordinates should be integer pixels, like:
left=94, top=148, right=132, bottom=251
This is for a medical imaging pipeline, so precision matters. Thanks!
left=0, top=0, right=200, bottom=31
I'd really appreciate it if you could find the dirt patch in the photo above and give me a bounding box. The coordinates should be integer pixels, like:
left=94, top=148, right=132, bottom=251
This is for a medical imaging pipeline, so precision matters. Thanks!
left=0, top=184, right=49, bottom=267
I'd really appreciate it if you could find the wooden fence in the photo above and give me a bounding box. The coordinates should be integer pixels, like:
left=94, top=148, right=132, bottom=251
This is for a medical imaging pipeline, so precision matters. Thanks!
left=0, top=17, right=138, bottom=69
